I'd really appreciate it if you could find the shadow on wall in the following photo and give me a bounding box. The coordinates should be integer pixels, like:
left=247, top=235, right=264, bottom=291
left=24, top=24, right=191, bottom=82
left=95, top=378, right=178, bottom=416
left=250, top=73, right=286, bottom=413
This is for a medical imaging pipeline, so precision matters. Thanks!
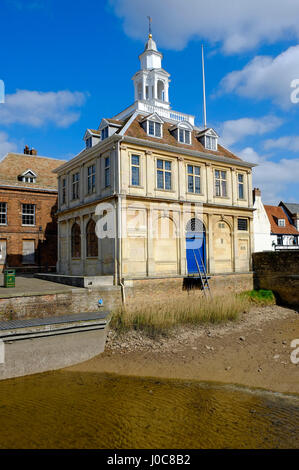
left=4, top=200, right=58, bottom=272
left=253, top=251, right=299, bottom=308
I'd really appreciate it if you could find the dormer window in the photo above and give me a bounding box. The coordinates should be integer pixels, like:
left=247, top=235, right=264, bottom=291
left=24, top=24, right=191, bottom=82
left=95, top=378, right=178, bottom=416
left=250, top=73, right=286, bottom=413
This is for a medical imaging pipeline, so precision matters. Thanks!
left=148, top=120, right=161, bottom=137
left=206, top=136, right=217, bottom=151
left=18, top=170, right=37, bottom=184
left=197, top=128, right=219, bottom=151
left=179, top=129, right=191, bottom=144
left=141, top=113, right=164, bottom=139
left=86, top=137, right=92, bottom=149
left=278, top=219, right=286, bottom=227
left=101, top=127, right=109, bottom=140
left=170, top=121, right=193, bottom=145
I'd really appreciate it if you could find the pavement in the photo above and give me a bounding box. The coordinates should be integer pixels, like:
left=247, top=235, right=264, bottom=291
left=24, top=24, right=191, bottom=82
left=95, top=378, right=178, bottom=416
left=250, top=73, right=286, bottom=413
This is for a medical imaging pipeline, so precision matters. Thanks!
left=0, top=274, right=83, bottom=298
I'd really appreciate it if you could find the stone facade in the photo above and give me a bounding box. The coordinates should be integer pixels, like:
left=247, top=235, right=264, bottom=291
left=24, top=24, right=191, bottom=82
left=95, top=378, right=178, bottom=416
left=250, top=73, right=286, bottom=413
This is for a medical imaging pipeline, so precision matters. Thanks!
left=55, top=34, right=255, bottom=285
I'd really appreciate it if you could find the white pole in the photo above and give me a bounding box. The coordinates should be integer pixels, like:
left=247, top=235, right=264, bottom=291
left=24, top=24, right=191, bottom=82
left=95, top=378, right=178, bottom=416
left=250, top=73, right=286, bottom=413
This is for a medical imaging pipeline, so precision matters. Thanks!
left=202, top=44, right=207, bottom=129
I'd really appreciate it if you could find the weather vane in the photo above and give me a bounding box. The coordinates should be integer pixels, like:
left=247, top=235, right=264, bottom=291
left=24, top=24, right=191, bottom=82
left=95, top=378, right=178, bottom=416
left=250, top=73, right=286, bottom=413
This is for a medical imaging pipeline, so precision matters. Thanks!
left=147, top=16, right=152, bottom=38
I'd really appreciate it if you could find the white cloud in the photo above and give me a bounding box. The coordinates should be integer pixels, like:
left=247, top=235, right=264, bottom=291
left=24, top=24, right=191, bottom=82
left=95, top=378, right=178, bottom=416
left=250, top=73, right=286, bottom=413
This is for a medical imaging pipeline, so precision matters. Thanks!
left=0, top=90, right=87, bottom=128
left=0, top=132, right=17, bottom=158
left=219, top=45, right=299, bottom=108
left=264, top=135, right=299, bottom=152
left=239, top=147, right=299, bottom=203
left=110, top=0, right=299, bottom=53
left=220, top=115, right=282, bottom=147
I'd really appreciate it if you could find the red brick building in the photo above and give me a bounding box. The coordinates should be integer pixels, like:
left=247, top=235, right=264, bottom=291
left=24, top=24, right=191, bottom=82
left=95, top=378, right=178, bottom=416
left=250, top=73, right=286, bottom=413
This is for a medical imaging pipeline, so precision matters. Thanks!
left=0, top=149, right=66, bottom=272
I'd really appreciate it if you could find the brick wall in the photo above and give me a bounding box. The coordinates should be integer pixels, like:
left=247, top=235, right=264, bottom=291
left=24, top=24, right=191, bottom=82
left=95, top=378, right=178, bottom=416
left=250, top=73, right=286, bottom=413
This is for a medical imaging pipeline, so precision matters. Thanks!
left=0, top=287, right=121, bottom=321
left=253, top=251, right=299, bottom=306
left=0, top=273, right=253, bottom=320
left=0, top=188, right=58, bottom=272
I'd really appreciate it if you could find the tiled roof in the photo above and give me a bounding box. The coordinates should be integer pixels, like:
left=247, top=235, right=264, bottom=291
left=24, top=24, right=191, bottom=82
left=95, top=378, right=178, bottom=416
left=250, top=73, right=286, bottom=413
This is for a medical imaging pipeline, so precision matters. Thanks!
left=0, top=153, right=66, bottom=190
left=123, top=115, right=242, bottom=161
left=280, top=202, right=299, bottom=215
left=89, top=129, right=101, bottom=135
left=106, top=118, right=124, bottom=126
left=264, top=205, right=299, bottom=235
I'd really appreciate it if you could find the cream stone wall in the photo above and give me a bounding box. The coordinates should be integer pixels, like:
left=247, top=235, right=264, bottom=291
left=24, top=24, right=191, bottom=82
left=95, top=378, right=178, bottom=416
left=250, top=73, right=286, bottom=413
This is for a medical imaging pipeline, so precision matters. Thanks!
left=56, top=139, right=254, bottom=279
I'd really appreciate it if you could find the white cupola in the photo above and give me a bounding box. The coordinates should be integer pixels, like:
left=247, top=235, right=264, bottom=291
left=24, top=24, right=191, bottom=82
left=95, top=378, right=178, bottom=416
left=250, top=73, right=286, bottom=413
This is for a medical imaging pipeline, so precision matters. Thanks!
left=132, top=33, right=171, bottom=110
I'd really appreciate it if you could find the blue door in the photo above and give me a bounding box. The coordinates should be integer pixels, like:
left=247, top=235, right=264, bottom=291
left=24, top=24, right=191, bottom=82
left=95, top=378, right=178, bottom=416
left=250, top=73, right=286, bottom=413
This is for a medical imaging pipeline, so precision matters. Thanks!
left=186, top=220, right=206, bottom=274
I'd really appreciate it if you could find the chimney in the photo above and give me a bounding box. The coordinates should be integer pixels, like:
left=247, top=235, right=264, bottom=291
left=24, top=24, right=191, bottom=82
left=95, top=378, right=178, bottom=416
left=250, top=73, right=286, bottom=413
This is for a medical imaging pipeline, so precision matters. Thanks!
left=24, top=146, right=38, bottom=156
left=253, top=187, right=261, bottom=203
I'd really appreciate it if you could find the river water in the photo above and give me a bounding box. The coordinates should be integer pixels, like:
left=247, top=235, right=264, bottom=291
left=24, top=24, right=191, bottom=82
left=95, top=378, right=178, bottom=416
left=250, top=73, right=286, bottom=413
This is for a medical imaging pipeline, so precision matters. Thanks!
left=0, top=370, right=298, bottom=449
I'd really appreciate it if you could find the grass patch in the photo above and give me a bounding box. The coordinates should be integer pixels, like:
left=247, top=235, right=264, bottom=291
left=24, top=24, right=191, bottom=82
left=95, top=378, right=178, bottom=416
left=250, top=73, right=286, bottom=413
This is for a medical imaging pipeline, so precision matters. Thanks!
left=110, top=294, right=250, bottom=338
left=240, top=289, right=276, bottom=306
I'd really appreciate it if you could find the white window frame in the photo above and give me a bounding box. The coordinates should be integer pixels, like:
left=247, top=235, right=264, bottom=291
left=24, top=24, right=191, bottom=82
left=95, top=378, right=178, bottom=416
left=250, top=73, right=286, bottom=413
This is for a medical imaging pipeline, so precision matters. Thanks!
left=104, top=157, right=110, bottom=188
left=238, top=173, right=245, bottom=200
left=156, top=159, right=172, bottom=190
left=131, top=154, right=141, bottom=187
left=214, top=170, right=227, bottom=197
left=0, top=203, right=7, bottom=225
left=179, top=129, right=191, bottom=145
left=206, top=135, right=217, bottom=151
left=187, top=164, right=201, bottom=194
left=278, top=219, right=286, bottom=227
left=22, top=204, right=36, bottom=226
left=87, top=164, right=96, bottom=194
left=147, top=120, right=162, bottom=138
left=72, top=172, right=80, bottom=200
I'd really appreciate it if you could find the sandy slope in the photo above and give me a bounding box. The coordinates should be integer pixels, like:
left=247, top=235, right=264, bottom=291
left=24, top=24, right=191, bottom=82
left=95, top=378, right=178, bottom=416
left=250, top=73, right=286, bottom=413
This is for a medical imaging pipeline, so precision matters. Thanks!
left=68, top=305, right=299, bottom=394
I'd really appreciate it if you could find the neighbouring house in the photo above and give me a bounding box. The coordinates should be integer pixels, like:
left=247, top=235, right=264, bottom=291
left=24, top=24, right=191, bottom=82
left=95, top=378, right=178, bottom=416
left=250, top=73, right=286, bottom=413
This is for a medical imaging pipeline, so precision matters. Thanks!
left=279, top=202, right=299, bottom=232
left=0, top=148, right=66, bottom=272
left=54, top=33, right=256, bottom=285
left=252, top=188, right=272, bottom=252
left=264, top=205, right=299, bottom=250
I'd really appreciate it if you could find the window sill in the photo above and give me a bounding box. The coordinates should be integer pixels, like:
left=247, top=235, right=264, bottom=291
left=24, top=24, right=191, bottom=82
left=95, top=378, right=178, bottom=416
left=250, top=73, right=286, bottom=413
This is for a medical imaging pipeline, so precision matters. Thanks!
left=187, top=192, right=204, bottom=196
left=129, top=185, right=144, bottom=189
left=148, top=134, right=163, bottom=139
left=22, top=224, right=36, bottom=227
left=155, top=188, right=175, bottom=193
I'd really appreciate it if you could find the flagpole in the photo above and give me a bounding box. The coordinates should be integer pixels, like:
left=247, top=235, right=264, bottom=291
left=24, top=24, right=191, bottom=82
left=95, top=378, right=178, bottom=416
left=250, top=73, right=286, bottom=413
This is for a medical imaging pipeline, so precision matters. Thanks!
left=202, top=44, right=207, bottom=129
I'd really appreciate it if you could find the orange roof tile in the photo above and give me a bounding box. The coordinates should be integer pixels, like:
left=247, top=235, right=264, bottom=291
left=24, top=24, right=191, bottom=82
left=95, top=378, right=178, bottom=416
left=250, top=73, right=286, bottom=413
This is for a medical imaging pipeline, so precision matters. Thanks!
left=264, top=205, right=299, bottom=235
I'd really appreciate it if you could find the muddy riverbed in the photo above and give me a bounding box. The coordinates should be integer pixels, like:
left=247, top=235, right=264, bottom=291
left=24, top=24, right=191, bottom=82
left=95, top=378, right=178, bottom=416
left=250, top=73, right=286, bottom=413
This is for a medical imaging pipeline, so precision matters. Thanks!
left=0, top=370, right=298, bottom=449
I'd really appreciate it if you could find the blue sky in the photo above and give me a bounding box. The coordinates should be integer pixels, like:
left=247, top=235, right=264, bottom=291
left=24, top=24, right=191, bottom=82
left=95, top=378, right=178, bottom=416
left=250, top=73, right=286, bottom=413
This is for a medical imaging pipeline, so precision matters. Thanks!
left=0, top=0, right=299, bottom=204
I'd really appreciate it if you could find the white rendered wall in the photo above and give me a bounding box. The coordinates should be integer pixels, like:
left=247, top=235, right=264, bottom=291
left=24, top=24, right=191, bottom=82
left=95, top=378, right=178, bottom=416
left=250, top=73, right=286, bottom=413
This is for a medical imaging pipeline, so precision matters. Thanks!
left=253, top=195, right=272, bottom=252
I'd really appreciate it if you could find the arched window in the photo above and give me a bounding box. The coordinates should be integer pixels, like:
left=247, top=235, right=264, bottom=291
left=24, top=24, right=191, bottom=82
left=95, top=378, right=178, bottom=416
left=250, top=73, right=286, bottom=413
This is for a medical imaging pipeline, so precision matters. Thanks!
left=157, top=80, right=165, bottom=101
left=71, top=222, right=81, bottom=258
left=86, top=219, right=98, bottom=257
left=186, top=218, right=205, bottom=233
